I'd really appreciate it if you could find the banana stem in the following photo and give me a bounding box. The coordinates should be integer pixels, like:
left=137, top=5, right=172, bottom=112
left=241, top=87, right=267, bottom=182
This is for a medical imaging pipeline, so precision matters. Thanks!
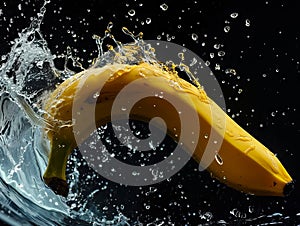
left=43, top=136, right=72, bottom=197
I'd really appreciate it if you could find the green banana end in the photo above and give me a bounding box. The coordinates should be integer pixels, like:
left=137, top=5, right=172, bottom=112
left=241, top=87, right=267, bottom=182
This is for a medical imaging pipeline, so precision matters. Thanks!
left=44, top=177, right=69, bottom=197
left=43, top=137, right=73, bottom=197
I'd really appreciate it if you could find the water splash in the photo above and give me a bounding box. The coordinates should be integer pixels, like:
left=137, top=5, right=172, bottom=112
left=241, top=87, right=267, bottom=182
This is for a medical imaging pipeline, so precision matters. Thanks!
left=0, top=2, right=182, bottom=224
left=0, top=2, right=130, bottom=225
left=0, top=1, right=79, bottom=224
left=91, top=24, right=157, bottom=69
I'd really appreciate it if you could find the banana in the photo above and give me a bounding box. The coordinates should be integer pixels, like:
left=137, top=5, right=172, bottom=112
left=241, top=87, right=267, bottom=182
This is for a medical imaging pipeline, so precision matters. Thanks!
left=42, top=62, right=293, bottom=197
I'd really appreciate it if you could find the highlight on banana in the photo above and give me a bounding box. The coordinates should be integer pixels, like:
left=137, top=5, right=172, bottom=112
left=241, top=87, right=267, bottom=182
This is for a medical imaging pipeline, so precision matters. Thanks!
left=42, top=46, right=294, bottom=198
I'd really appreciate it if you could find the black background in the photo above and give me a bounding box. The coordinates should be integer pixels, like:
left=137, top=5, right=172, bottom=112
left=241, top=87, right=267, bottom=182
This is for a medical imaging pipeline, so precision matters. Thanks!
left=0, top=0, right=300, bottom=225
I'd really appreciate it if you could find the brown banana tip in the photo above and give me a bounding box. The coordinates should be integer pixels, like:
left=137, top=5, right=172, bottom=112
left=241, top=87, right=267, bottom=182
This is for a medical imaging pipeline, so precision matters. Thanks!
left=44, top=177, right=69, bottom=197
left=283, top=180, right=295, bottom=197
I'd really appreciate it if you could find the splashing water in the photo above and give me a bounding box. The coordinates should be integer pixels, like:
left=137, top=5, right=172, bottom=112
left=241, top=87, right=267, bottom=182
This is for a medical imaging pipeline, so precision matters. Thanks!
left=0, top=1, right=73, bottom=224
left=0, top=1, right=202, bottom=224
left=0, top=2, right=139, bottom=225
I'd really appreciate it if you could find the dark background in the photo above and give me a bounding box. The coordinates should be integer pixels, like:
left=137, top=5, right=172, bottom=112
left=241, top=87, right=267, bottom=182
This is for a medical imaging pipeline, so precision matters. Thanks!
left=0, top=0, right=299, bottom=225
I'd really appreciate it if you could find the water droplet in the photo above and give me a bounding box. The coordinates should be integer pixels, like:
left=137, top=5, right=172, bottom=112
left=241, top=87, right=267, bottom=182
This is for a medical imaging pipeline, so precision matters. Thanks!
left=245, top=19, right=251, bottom=27
left=191, top=33, right=198, bottom=41
left=248, top=206, right=254, bottom=213
left=224, top=26, right=230, bottom=33
left=230, top=12, right=239, bottom=18
left=178, top=52, right=184, bottom=60
left=146, top=18, right=151, bottom=24
left=159, top=171, right=164, bottom=178
left=160, top=3, right=168, bottom=11
left=215, top=154, right=223, bottom=165
left=190, top=57, right=197, bottom=66
left=213, top=44, right=220, bottom=49
left=121, top=106, right=127, bottom=111
left=166, top=34, right=172, bottom=41
left=225, top=68, right=237, bottom=75
left=262, top=73, right=267, bottom=77
left=218, top=51, right=225, bottom=57
left=36, top=61, right=43, bottom=69
left=93, top=92, right=100, bottom=99
left=158, top=91, right=164, bottom=98
left=199, top=211, right=213, bottom=221
left=132, top=171, right=139, bottom=176
left=151, top=169, right=158, bottom=181
left=128, top=9, right=135, bottom=16
left=230, top=208, right=246, bottom=218
left=107, top=21, right=113, bottom=30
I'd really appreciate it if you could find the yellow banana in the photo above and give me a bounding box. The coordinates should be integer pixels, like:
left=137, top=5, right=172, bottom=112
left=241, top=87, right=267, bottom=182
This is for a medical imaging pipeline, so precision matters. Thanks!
left=42, top=62, right=293, bottom=197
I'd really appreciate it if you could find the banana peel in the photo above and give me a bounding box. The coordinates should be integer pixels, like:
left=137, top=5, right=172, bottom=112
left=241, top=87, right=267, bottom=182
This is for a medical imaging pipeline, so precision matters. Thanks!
left=42, top=62, right=293, bottom=197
